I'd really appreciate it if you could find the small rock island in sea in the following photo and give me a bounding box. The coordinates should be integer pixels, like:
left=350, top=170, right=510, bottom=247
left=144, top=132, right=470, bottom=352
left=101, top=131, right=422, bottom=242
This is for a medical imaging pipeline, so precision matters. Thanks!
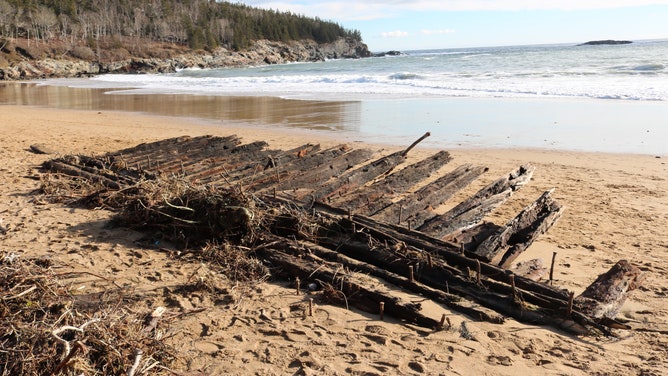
left=578, top=40, right=633, bottom=46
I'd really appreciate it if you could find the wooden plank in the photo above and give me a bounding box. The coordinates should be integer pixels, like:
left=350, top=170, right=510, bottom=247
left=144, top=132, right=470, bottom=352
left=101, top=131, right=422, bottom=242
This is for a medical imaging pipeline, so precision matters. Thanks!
left=337, top=210, right=573, bottom=303
left=327, top=150, right=452, bottom=214
left=308, top=132, right=433, bottom=202
left=113, top=135, right=240, bottom=168
left=43, top=160, right=122, bottom=189
left=283, top=238, right=505, bottom=324
left=313, top=225, right=587, bottom=334
left=372, top=164, right=487, bottom=226
left=474, top=189, right=564, bottom=268
left=243, top=144, right=353, bottom=191
left=216, top=143, right=321, bottom=182
left=107, top=135, right=216, bottom=173
left=417, top=165, right=535, bottom=238
left=258, top=248, right=442, bottom=329
left=442, top=222, right=503, bottom=252
left=109, top=135, right=195, bottom=156
left=181, top=141, right=271, bottom=182
left=151, top=140, right=269, bottom=177
left=273, top=148, right=375, bottom=193
left=309, top=151, right=407, bottom=202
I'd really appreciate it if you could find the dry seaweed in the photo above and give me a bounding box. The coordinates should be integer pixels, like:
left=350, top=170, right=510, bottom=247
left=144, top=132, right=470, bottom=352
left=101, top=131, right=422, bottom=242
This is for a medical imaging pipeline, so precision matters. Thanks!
left=37, top=172, right=107, bottom=205
left=183, top=242, right=271, bottom=283
left=0, top=253, right=176, bottom=376
left=111, top=182, right=259, bottom=247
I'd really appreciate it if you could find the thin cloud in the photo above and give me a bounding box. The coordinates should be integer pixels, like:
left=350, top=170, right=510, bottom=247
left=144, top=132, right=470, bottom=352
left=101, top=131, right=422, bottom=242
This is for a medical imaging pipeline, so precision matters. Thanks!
left=381, top=30, right=410, bottom=38
left=237, top=1, right=668, bottom=20
left=421, top=29, right=455, bottom=35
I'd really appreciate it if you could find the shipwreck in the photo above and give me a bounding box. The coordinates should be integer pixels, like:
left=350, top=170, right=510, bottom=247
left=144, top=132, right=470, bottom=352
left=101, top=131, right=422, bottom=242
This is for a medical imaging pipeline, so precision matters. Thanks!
left=38, top=132, right=643, bottom=336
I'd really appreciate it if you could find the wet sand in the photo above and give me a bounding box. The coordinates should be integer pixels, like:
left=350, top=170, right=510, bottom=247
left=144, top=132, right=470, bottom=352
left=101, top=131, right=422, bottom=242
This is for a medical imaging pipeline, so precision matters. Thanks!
left=1, top=103, right=667, bottom=375
left=3, top=82, right=667, bottom=155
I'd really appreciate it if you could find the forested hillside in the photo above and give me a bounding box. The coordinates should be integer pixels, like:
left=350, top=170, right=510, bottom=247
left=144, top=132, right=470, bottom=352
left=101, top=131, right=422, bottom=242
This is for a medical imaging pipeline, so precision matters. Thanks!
left=0, top=0, right=362, bottom=51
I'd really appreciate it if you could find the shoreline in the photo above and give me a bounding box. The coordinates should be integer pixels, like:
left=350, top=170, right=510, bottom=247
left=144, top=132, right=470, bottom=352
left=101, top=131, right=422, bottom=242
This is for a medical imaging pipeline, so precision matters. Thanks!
left=3, top=81, right=667, bottom=156
left=1, top=104, right=667, bottom=375
left=4, top=102, right=666, bottom=160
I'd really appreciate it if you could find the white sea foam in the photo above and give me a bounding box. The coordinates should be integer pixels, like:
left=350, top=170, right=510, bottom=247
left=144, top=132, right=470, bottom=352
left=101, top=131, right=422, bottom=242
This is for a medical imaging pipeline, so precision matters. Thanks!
left=25, top=40, right=668, bottom=154
left=82, top=40, right=668, bottom=102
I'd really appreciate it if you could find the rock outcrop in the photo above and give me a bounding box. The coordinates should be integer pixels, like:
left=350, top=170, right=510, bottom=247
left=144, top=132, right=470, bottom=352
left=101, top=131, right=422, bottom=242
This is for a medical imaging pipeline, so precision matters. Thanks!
left=0, top=37, right=370, bottom=80
left=373, top=50, right=404, bottom=57
left=577, top=40, right=632, bottom=46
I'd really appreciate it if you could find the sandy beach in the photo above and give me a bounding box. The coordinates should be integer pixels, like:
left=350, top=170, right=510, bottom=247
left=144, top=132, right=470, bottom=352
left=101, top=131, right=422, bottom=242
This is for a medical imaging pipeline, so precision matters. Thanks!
left=1, top=105, right=667, bottom=375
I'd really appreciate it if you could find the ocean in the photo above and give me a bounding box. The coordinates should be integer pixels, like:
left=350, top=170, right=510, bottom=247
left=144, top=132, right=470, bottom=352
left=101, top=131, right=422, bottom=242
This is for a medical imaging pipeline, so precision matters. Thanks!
left=9, top=39, right=668, bottom=155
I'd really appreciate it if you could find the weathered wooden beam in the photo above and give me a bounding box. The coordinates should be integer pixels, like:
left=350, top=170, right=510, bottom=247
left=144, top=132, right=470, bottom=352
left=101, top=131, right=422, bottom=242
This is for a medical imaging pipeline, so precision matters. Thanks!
left=417, top=165, right=535, bottom=238
left=152, top=140, right=270, bottom=177
left=306, top=132, right=432, bottom=202
left=218, top=143, right=321, bottom=183
left=575, top=260, right=644, bottom=321
left=442, top=222, right=503, bottom=252
left=312, top=230, right=588, bottom=334
left=281, top=238, right=505, bottom=324
left=109, top=135, right=196, bottom=156
left=258, top=248, right=442, bottom=329
left=112, top=135, right=240, bottom=168
left=243, top=144, right=352, bottom=191
left=266, top=195, right=572, bottom=304
left=42, top=160, right=122, bottom=189
left=328, top=150, right=452, bottom=214
left=372, top=164, right=487, bottom=226
left=309, top=151, right=406, bottom=202
left=179, top=142, right=271, bottom=182
left=274, top=148, right=375, bottom=193
left=473, top=189, right=564, bottom=268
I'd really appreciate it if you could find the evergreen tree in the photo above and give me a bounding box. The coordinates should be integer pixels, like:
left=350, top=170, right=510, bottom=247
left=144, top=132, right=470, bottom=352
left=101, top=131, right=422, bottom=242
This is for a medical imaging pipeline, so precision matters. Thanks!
left=0, top=0, right=363, bottom=51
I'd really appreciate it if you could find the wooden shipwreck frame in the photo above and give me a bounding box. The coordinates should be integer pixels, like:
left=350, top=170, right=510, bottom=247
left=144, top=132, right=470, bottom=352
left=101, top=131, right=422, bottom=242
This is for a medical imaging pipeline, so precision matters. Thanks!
left=40, top=133, right=643, bottom=336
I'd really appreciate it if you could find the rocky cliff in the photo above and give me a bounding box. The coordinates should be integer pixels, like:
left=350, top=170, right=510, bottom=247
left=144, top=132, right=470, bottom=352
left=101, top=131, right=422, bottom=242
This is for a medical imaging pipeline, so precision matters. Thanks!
left=0, top=37, right=370, bottom=80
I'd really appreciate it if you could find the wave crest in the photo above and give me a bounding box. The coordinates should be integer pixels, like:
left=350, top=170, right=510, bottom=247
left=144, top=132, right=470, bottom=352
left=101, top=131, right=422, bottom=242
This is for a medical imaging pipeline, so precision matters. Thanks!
left=389, top=72, right=421, bottom=80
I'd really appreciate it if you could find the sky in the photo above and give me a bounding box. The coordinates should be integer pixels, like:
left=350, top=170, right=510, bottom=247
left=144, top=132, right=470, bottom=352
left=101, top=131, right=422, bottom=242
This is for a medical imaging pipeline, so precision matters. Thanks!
left=234, top=1, right=668, bottom=51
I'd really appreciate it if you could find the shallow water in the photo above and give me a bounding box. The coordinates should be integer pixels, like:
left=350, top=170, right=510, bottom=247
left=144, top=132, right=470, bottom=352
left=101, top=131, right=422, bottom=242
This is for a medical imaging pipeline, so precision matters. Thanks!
left=1, top=82, right=666, bottom=155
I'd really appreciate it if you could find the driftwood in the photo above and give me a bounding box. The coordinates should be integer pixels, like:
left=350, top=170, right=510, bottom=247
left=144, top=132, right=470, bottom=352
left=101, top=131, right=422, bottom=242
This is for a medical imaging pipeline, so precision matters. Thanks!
left=29, top=144, right=57, bottom=155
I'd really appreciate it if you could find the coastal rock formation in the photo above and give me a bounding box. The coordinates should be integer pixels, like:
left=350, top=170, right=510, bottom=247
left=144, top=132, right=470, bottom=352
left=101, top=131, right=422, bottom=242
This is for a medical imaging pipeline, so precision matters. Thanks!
left=578, top=40, right=632, bottom=46
left=373, top=50, right=405, bottom=57
left=0, top=37, right=370, bottom=80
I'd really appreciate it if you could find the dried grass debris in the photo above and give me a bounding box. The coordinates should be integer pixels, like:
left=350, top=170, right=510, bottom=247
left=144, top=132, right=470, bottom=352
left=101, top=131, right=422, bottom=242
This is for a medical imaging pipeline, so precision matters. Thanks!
left=0, top=254, right=176, bottom=376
